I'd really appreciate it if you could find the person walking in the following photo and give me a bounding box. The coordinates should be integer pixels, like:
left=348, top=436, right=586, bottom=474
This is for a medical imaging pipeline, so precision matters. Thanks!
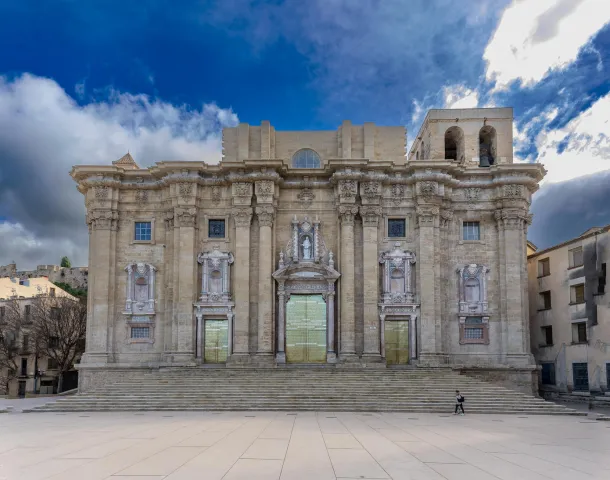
left=454, top=390, right=465, bottom=415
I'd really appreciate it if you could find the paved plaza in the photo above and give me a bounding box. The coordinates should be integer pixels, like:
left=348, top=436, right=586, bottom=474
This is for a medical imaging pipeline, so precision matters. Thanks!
left=1, top=411, right=609, bottom=480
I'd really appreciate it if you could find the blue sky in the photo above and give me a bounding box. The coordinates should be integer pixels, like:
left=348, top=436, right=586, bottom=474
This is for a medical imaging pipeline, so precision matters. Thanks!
left=0, top=0, right=609, bottom=268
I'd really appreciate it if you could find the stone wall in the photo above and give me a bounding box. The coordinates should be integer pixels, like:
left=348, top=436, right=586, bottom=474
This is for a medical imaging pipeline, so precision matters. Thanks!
left=0, top=263, right=88, bottom=290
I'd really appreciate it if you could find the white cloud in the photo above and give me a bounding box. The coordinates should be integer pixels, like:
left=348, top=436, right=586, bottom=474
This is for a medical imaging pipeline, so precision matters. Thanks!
left=484, top=0, right=610, bottom=90
left=442, top=84, right=479, bottom=109
left=0, top=74, right=238, bottom=269
left=535, top=92, right=610, bottom=183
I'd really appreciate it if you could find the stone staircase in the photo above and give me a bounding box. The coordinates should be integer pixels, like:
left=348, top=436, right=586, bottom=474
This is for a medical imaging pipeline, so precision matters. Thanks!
left=26, top=368, right=582, bottom=415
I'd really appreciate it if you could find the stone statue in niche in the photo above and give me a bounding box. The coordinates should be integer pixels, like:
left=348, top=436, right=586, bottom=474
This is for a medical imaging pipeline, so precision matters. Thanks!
left=302, top=237, right=312, bottom=260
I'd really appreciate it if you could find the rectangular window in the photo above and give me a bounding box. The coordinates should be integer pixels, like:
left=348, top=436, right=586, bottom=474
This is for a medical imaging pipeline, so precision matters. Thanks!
left=541, top=363, right=556, bottom=385
left=539, top=291, right=551, bottom=310
left=388, top=219, right=406, bottom=238
left=569, top=246, right=583, bottom=268
left=463, top=221, right=480, bottom=241
left=208, top=219, right=226, bottom=238
left=51, top=307, right=60, bottom=320
left=541, top=325, right=553, bottom=346
left=464, top=327, right=484, bottom=339
left=49, top=336, right=59, bottom=349
left=49, top=288, right=55, bottom=297
left=538, top=258, right=550, bottom=277
left=47, top=357, right=58, bottom=370
left=24, top=305, right=31, bottom=316
left=20, top=358, right=27, bottom=376
left=131, top=327, right=150, bottom=339
left=570, top=284, right=585, bottom=304
left=598, top=263, right=606, bottom=294
left=572, top=322, right=587, bottom=343
left=0, top=306, right=5, bottom=321
left=135, top=221, right=152, bottom=241
left=22, top=335, right=29, bottom=351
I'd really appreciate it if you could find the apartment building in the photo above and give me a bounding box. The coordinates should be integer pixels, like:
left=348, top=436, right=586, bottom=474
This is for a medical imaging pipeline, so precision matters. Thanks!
left=528, top=226, right=609, bottom=393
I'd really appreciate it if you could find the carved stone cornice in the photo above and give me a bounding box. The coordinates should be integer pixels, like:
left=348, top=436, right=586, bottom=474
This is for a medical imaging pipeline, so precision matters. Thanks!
left=338, top=205, right=359, bottom=226
left=255, top=205, right=275, bottom=227
left=232, top=206, right=253, bottom=228
left=255, top=180, right=275, bottom=204
left=359, top=206, right=382, bottom=227
left=416, top=205, right=439, bottom=227
left=175, top=207, right=197, bottom=228
left=86, top=209, right=119, bottom=232
left=337, top=179, right=358, bottom=203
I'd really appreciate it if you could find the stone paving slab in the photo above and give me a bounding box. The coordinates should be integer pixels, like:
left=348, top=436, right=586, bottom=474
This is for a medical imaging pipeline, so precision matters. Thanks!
left=0, top=411, right=609, bottom=480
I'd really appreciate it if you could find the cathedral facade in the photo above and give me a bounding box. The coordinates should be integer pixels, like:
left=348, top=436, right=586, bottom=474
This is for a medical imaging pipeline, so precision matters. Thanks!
left=72, top=107, right=545, bottom=394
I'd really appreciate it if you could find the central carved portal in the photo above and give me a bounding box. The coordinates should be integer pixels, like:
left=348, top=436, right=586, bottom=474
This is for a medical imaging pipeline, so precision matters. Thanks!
left=285, top=295, right=327, bottom=363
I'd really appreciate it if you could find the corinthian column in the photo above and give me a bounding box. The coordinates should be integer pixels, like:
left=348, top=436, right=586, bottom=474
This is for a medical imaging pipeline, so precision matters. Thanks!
left=360, top=205, right=382, bottom=361
left=256, top=204, right=275, bottom=358
left=231, top=206, right=253, bottom=358
left=338, top=204, right=359, bottom=360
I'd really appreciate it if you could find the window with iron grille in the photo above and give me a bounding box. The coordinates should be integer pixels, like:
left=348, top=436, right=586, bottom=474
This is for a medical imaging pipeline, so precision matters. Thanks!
left=464, top=327, right=484, bottom=339
left=131, top=327, right=150, bottom=339
left=135, top=222, right=152, bottom=241
left=388, top=219, right=406, bottom=238
left=463, top=221, right=480, bottom=241
left=208, top=219, right=226, bottom=238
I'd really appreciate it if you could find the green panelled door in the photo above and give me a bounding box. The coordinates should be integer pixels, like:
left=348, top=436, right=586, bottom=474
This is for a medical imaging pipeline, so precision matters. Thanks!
left=204, top=319, right=228, bottom=363
left=285, top=295, right=327, bottom=363
left=385, top=321, right=409, bottom=365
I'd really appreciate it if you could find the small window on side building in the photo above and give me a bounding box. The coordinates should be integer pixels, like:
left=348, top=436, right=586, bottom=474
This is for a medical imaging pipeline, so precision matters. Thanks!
left=538, top=258, right=550, bottom=277
left=572, top=322, right=587, bottom=343
left=541, top=325, right=553, bottom=346
left=539, top=291, right=551, bottom=310
left=569, top=247, right=583, bottom=268
left=541, top=363, right=556, bottom=385
left=570, top=284, right=585, bottom=304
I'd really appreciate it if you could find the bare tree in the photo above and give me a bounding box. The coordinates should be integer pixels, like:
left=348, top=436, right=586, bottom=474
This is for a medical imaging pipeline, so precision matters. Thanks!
left=30, top=295, right=87, bottom=393
left=0, top=298, right=27, bottom=395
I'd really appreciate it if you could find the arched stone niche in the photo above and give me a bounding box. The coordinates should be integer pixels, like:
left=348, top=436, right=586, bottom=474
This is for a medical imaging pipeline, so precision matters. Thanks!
left=124, top=263, right=156, bottom=315
left=457, top=263, right=490, bottom=345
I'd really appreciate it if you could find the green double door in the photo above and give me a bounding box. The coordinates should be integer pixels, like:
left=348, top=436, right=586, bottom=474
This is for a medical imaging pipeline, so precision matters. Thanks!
left=385, top=320, right=409, bottom=365
left=285, top=295, right=327, bottom=363
left=204, top=319, right=228, bottom=363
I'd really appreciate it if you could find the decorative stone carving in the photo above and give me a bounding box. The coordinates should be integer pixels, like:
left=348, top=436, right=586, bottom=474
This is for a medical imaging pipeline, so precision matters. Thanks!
left=390, top=184, right=405, bottom=205
left=503, top=184, right=523, bottom=197
left=232, top=182, right=252, bottom=206
left=94, top=186, right=109, bottom=199
left=418, top=181, right=437, bottom=199
left=86, top=210, right=119, bottom=231
left=457, top=264, right=489, bottom=315
left=440, top=209, right=453, bottom=229
left=359, top=206, right=382, bottom=226
left=197, top=245, right=234, bottom=303
left=338, top=205, right=359, bottom=225
left=231, top=207, right=253, bottom=227
left=164, top=210, right=174, bottom=230
left=415, top=205, right=439, bottom=226
left=255, top=180, right=274, bottom=204
left=495, top=209, right=528, bottom=230
left=135, top=190, right=148, bottom=205
left=297, top=188, right=315, bottom=207
left=124, top=263, right=156, bottom=315
left=361, top=181, right=381, bottom=201
left=338, top=179, right=358, bottom=202
left=178, top=182, right=193, bottom=201
left=255, top=205, right=275, bottom=227
left=285, top=215, right=323, bottom=263
left=211, top=185, right=222, bottom=205
left=174, top=207, right=197, bottom=227
left=464, top=187, right=481, bottom=204
left=379, top=243, right=416, bottom=304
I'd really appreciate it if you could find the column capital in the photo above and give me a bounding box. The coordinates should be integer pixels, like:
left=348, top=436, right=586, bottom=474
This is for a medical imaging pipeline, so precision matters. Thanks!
left=494, top=208, right=529, bottom=230
left=231, top=206, right=253, bottom=227
left=255, top=205, right=275, bottom=227
left=359, top=205, right=382, bottom=226
left=338, top=205, right=359, bottom=225
left=86, top=209, right=119, bottom=231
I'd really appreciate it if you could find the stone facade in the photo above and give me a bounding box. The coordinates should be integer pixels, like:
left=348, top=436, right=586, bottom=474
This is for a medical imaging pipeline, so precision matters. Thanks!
left=71, top=109, right=545, bottom=394
left=528, top=225, right=610, bottom=394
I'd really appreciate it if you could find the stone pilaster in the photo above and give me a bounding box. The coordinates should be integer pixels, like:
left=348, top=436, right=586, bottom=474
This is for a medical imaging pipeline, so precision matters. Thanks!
left=231, top=205, right=253, bottom=358
left=81, top=208, right=119, bottom=365
left=416, top=204, right=441, bottom=364
left=172, top=206, right=198, bottom=363
left=338, top=204, right=359, bottom=360
left=495, top=208, right=532, bottom=363
left=360, top=205, right=382, bottom=361
left=255, top=203, right=275, bottom=358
